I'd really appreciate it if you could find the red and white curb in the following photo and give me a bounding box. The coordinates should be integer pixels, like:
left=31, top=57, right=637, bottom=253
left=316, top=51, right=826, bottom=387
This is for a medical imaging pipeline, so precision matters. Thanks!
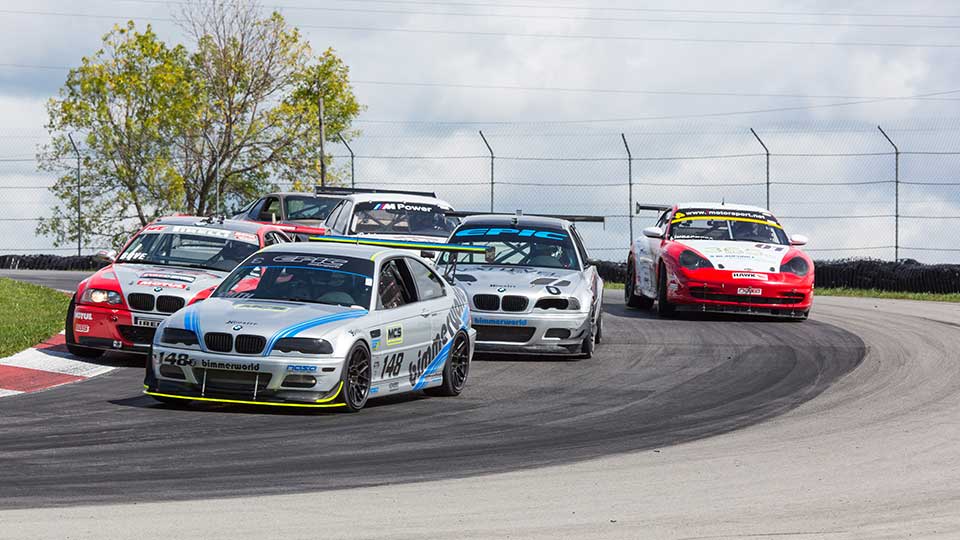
left=0, top=333, right=116, bottom=397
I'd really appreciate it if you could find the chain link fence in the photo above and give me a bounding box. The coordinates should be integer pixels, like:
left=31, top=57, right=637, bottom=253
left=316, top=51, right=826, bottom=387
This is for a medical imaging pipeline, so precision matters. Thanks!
left=3, top=120, right=959, bottom=264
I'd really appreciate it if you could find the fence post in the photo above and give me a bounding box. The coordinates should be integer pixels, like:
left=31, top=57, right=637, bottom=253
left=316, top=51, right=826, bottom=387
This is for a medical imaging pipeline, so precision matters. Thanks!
left=479, top=130, right=494, bottom=211
left=67, top=133, right=81, bottom=256
left=621, top=133, right=633, bottom=245
left=337, top=133, right=355, bottom=188
left=749, top=128, right=770, bottom=209
left=877, top=125, right=899, bottom=261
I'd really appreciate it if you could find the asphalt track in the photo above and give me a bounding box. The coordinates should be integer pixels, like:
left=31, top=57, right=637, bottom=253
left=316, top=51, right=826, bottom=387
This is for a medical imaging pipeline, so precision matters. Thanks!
left=0, top=269, right=866, bottom=515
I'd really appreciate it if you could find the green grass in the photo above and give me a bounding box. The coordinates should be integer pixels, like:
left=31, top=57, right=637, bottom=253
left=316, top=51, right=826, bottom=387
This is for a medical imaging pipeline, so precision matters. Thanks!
left=0, top=278, right=70, bottom=357
left=816, top=287, right=960, bottom=303
left=603, top=282, right=625, bottom=290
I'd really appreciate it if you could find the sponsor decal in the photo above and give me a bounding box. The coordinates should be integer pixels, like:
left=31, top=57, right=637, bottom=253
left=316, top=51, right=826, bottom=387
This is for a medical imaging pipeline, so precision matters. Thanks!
left=370, top=386, right=380, bottom=394
left=235, top=303, right=290, bottom=312
left=408, top=290, right=469, bottom=390
left=732, top=272, right=768, bottom=281
left=737, top=287, right=763, bottom=296
left=74, top=324, right=90, bottom=333
left=454, top=228, right=568, bottom=241
left=143, top=225, right=167, bottom=233
left=388, top=381, right=399, bottom=391
left=137, top=279, right=188, bottom=290
left=259, top=255, right=350, bottom=269
left=139, top=272, right=196, bottom=283
left=672, top=208, right=781, bottom=227
left=232, top=325, right=243, bottom=331
left=474, top=317, right=528, bottom=326
left=112, top=340, right=123, bottom=349
left=134, top=316, right=164, bottom=328
left=386, top=324, right=403, bottom=346
left=234, top=232, right=258, bottom=243
left=226, top=320, right=258, bottom=326
left=200, top=359, right=261, bottom=371
left=371, top=202, right=434, bottom=213
left=371, top=338, right=382, bottom=351
left=74, top=311, right=93, bottom=320
left=286, top=365, right=318, bottom=373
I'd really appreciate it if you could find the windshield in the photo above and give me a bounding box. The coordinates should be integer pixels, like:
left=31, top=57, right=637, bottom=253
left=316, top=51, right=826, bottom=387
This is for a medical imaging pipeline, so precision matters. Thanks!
left=351, top=201, right=458, bottom=237
left=212, top=252, right=374, bottom=308
left=117, top=225, right=260, bottom=272
left=444, top=226, right=581, bottom=270
left=284, top=195, right=341, bottom=221
left=669, top=209, right=789, bottom=245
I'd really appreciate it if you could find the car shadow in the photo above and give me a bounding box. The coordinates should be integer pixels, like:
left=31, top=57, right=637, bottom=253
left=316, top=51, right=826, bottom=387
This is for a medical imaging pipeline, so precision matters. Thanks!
left=606, top=298, right=804, bottom=324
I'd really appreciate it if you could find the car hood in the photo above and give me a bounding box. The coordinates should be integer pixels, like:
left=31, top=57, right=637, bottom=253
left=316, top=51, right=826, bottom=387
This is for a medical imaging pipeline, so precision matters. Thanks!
left=166, top=297, right=368, bottom=345
left=110, top=263, right=228, bottom=300
left=677, top=240, right=792, bottom=272
left=454, top=264, right=584, bottom=295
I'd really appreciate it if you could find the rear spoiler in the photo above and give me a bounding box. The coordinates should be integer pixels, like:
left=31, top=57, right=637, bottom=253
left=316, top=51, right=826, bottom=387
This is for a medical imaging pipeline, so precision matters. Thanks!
left=635, top=204, right=672, bottom=214
left=314, top=186, right=437, bottom=198
left=308, top=235, right=493, bottom=278
left=444, top=210, right=606, bottom=224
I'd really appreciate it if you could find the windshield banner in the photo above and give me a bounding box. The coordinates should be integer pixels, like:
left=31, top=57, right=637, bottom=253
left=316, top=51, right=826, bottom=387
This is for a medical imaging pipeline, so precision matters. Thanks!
left=672, top=208, right=781, bottom=227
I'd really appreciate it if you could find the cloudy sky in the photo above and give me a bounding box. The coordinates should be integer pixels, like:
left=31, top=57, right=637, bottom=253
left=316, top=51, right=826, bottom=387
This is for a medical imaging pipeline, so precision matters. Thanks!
left=1, top=0, right=959, bottom=260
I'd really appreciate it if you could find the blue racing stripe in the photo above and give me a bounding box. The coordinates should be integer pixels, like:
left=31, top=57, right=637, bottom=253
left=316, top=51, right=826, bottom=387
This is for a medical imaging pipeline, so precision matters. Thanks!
left=262, top=309, right=368, bottom=356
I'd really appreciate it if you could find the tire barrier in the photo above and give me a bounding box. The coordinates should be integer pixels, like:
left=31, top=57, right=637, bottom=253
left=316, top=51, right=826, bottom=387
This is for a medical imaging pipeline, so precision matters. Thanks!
left=0, top=254, right=107, bottom=272
left=592, top=258, right=960, bottom=294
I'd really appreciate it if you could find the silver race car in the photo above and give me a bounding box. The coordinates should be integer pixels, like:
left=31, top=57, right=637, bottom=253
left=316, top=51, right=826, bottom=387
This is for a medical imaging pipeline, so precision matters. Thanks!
left=144, top=239, right=482, bottom=411
left=441, top=214, right=604, bottom=358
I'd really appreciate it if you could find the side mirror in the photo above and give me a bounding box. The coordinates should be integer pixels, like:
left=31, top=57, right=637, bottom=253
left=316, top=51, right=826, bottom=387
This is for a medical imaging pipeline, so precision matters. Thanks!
left=420, top=250, right=436, bottom=260
left=94, top=249, right=117, bottom=263
left=485, top=246, right=496, bottom=264
left=642, top=226, right=664, bottom=239
left=790, top=234, right=809, bottom=246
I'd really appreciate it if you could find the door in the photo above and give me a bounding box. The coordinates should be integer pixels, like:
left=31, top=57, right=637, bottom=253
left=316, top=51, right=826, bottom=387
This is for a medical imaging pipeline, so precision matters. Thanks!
left=637, top=210, right=670, bottom=298
left=370, top=258, right=429, bottom=396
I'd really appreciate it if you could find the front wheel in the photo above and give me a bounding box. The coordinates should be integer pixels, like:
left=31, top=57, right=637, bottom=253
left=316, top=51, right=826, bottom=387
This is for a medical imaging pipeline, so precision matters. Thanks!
left=65, top=298, right=104, bottom=359
left=426, top=331, right=470, bottom=397
left=656, top=264, right=675, bottom=317
left=341, top=342, right=372, bottom=412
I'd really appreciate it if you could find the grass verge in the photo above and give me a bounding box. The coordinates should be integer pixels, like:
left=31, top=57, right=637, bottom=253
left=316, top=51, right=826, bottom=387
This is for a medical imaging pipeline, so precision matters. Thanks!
left=603, top=282, right=625, bottom=290
left=0, top=277, right=70, bottom=357
left=816, top=287, right=960, bottom=303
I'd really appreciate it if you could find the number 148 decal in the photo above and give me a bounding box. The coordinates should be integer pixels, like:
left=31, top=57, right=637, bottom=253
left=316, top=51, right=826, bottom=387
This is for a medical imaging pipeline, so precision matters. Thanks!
left=380, top=352, right=404, bottom=378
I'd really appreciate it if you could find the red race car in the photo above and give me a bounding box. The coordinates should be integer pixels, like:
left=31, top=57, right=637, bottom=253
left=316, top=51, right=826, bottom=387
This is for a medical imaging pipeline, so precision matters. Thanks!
left=65, top=216, right=290, bottom=358
left=625, top=203, right=814, bottom=319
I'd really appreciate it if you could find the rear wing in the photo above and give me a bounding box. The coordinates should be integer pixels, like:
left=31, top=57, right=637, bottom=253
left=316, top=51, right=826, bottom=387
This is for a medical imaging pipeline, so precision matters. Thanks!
left=445, top=210, right=606, bottom=224
left=314, top=186, right=437, bottom=198
left=308, top=235, right=493, bottom=280
left=635, top=204, right=672, bottom=214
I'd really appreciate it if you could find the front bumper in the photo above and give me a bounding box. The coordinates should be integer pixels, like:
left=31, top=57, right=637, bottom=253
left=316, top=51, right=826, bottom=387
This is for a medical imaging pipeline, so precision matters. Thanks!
left=144, top=344, right=347, bottom=407
left=73, top=304, right=168, bottom=354
left=667, top=268, right=813, bottom=318
left=471, top=310, right=591, bottom=355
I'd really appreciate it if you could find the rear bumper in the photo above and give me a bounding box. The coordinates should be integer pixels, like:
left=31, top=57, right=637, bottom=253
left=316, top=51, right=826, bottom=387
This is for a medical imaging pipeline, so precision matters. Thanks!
left=72, top=304, right=167, bottom=354
left=471, top=311, right=591, bottom=355
left=667, top=268, right=813, bottom=316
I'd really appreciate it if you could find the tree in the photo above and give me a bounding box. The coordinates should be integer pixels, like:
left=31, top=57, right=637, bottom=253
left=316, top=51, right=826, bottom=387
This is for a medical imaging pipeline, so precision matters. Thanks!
left=38, top=1, right=362, bottom=249
left=175, top=1, right=362, bottom=215
left=38, top=22, right=198, bottom=249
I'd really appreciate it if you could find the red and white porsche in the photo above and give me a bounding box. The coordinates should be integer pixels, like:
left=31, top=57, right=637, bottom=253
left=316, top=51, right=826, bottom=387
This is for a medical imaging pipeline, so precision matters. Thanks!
left=625, top=203, right=814, bottom=319
left=65, top=216, right=290, bottom=358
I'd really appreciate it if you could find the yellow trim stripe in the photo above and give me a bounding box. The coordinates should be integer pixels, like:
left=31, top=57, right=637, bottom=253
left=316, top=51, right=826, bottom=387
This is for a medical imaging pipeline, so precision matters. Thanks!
left=671, top=216, right=783, bottom=229
left=143, top=381, right=346, bottom=409
left=370, top=249, right=390, bottom=261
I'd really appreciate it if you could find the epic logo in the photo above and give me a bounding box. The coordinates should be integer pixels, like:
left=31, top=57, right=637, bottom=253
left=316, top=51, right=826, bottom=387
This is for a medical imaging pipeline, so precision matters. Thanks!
left=454, top=228, right=567, bottom=241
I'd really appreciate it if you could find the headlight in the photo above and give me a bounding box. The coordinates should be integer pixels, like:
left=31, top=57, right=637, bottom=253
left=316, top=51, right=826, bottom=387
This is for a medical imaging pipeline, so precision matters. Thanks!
left=678, top=250, right=713, bottom=270
left=781, top=257, right=810, bottom=277
left=567, top=297, right=581, bottom=311
left=274, top=338, right=333, bottom=355
left=161, top=327, right=199, bottom=346
left=81, top=288, right=123, bottom=305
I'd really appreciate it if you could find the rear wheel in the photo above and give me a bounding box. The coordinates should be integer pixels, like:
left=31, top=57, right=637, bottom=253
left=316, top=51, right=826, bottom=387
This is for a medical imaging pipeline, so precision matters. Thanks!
left=65, top=298, right=104, bottom=359
left=625, top=261, right=654, bottom=309
left=341, top=342, right=372, bottom=412
left=580, top=319, right=596, bottom=359
left=426, top=331, right=470, bottom=397
left=656, top=263, right=675, bottom=317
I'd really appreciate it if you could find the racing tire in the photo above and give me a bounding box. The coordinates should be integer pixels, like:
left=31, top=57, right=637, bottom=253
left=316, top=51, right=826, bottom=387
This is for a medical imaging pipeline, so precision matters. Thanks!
left=624, top=262, right=655, bottom=309
left=65, top=298, right=104, bottom=359
left=341, top=342, right=372, bottom=412
left=425, top=331, right=471, bottom=397
left=656, top=263, right=675, bottom=317
left=580, top=323, right=595, bottom=359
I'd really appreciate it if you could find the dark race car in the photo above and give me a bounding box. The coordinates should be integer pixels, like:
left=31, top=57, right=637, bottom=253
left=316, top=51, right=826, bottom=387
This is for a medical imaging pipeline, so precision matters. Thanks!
left=65, top=216, right=290, bottom=358
left=232, top=191, right=344, bottom=239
